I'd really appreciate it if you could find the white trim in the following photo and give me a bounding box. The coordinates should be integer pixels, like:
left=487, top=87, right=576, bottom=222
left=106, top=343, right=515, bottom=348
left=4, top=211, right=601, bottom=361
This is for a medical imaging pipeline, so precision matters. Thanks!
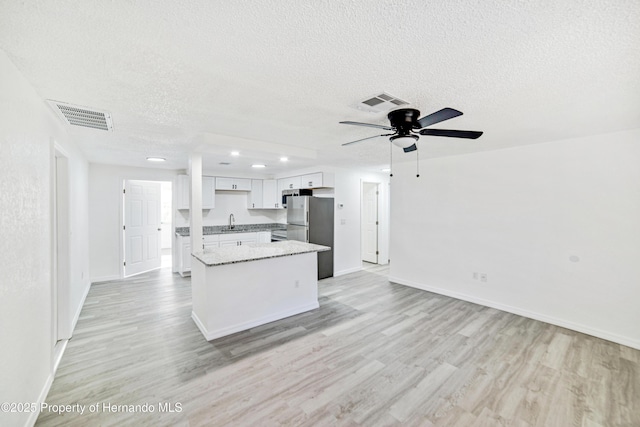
left=70, top=281, right=91, bottom=333
left=334, top=266, right=363, bottom=277
left=52, top=339, right=69, bottom=375
left=389, top=276, right=640, bottom=351
left=25, top=373, right=54, bottom=427
left=192, top=301, right=320, bottom=341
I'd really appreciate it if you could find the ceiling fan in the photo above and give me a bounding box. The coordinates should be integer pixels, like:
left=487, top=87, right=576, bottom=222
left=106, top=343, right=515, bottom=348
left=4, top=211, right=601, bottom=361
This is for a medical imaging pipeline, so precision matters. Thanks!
left=340, top=107, right=483, bottom=153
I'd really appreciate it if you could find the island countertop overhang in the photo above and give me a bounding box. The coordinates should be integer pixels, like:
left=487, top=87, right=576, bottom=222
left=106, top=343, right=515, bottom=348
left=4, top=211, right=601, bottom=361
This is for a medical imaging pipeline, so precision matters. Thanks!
left=192, top=240, right=330, bottom=267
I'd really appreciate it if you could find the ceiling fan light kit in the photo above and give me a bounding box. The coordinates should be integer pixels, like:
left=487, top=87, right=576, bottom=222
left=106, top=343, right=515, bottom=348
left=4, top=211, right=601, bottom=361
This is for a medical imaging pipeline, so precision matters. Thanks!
left=340, top=105, right=483, bottom=177
left=390, top=134, right=418, bottom=148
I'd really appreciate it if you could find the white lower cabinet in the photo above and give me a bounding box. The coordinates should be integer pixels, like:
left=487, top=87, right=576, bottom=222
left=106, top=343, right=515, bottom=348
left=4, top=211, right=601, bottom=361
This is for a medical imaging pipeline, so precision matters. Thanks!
left=177, top=235, right=191, bottom=277
left=257, top=231, right=271, bottom=243
left=219, top=232, right=258, bottom=247
left=203, top=234, right=220, bottom=250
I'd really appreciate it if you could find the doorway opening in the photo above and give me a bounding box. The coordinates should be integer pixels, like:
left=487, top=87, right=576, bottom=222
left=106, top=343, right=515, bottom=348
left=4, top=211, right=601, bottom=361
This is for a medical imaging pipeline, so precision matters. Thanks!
left=361, top=181, right=380, bottom=264
left=122, top=180, right=172, bottom=277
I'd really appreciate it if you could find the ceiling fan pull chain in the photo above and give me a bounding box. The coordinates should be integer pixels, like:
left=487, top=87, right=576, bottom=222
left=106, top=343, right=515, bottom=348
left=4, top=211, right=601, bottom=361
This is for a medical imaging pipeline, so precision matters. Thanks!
left=389, top=141, right=393, bottom=177
left=416, top=146, right=420, bottom=178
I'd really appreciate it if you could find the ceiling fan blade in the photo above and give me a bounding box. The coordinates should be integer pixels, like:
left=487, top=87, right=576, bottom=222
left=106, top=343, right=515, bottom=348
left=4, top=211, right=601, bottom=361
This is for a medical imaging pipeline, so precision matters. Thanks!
left=403, top=144, right=417, bottom=153
left=339, top=121, right=394, bottom=131
left=419, top=129, right=483, bottom=139
left=416, top=108, right=463, bottom=129
left=342, top=133, right=395, bottom=146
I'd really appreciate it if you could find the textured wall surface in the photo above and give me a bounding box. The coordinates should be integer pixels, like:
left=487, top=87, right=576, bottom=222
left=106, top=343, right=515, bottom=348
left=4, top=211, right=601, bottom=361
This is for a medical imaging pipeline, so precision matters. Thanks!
left=0, top=50, right=54, bottom=427
left=0, top=50, right=90, bottom=427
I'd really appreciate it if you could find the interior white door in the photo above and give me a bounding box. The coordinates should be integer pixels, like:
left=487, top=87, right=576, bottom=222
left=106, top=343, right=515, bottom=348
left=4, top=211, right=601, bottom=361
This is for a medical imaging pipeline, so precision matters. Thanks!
left=124, top=180, right=162, bottom=277
left=362, top=182, right=379, bottom=263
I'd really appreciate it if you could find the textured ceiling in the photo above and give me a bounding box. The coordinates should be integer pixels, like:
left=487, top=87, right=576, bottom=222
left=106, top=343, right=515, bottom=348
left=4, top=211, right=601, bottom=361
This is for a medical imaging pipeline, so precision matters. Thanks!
left=1, top=0, right=639, bottom=174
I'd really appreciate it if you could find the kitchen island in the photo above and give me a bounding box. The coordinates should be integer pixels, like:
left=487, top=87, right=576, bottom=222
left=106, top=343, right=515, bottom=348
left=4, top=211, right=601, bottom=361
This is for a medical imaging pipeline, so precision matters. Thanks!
left=190, top=240, right=330, bottom=341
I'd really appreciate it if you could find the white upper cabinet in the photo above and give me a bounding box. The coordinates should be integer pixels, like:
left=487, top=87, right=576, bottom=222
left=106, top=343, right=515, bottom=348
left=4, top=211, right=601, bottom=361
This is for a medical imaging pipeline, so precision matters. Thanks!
left=248, top=179, right=263, bottom=209
left=278, top=176, right=302, bottom=192
left=262, top=179, right=282, bottom=209
left=216, top=177, right=252, bottom=191
left=202, top=176, right=215, bottom=209
left=177, top=174, right=190, bottom=210
left=176, top=175, right=215, bottom=209
left=300, top=172, right=334, bottom=189
left=277, top=172, right=335, bottom=191
left=248, top=179, right=282, bottom=209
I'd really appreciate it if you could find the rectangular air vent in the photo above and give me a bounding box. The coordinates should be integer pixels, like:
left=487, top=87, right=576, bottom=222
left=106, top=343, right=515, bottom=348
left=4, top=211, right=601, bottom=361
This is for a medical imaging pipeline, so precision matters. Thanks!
left=47, top=100, right=113, bottom=131
left=354, top=92, right=409, bottom=113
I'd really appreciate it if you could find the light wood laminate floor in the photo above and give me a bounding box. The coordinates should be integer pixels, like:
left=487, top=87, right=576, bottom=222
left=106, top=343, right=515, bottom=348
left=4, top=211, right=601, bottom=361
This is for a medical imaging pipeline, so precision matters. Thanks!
left=37, top=265, right=640, bottom=426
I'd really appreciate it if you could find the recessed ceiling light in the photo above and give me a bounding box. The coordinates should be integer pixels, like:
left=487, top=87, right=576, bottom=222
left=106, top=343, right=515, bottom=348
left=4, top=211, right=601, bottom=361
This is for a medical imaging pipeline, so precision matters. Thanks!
left=146, top=157, right=166, bottom=162
left=381, top=168, right=391, bottom=172
left=230, top=151, right=240, bottom=156
left=251, top=164, right=266, bottom=168
left=280, top=157, right=288, bottom=162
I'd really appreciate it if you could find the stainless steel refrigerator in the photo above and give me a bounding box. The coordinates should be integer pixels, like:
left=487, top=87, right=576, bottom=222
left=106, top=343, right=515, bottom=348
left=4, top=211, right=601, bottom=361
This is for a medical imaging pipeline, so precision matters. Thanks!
left=287, top=196, right=334, bottom=279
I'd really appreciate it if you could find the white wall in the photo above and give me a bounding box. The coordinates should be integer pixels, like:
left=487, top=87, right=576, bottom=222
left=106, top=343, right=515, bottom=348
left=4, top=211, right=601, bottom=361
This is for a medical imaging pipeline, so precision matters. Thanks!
left=89, top=163, right=179, bottom=281
left=389, top=129, right=640, bottom=349
left=0, top=50, right=90, bottom=427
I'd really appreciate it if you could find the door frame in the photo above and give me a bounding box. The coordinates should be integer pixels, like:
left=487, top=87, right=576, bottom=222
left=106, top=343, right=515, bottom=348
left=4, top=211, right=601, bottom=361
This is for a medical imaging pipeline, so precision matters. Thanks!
left=52, top=142, right=71, bottom=342
left=361, top=181, right=380, bottom=264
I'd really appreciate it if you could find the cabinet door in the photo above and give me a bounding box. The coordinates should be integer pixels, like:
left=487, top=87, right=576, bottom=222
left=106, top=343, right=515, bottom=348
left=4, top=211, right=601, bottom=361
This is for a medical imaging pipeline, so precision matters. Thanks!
left=239, top=237, right=257, bottom=245
left=202, top=176, right=216, bottom=209
left=183, top=242, right=191, bottom=271
left=262, top=179, right=281, bottom=209
left=219, top=232, right=257, bottom=246
left=234, top=178, right=252, bottom=191
left=301, top=172, right=323, bottom=189
left=215, top=177, right=233, bottom=190
left=177, top=175, right=216, bottom=209
left=177, top=175, right=190, bottom=210
left=257, top=231, right=271, bottom=243
left=278, top=176, right=301, bottom=191
left=248, top=179, right=263, bottom=209
left=216, top=177, right=252, bottom=191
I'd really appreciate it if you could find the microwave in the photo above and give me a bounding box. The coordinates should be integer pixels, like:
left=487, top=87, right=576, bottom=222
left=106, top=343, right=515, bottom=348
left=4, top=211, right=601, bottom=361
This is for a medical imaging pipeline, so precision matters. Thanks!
left=282, top=189, right=312, bottom=208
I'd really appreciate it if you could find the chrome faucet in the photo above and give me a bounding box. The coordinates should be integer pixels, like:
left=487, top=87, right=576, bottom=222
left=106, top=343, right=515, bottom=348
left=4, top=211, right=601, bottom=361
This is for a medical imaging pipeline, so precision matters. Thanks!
left=229, top=213, right=235, bottom=229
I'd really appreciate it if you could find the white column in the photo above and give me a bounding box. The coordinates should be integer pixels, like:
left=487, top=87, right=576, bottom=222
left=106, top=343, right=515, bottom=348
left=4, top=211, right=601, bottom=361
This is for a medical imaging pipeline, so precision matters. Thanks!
left=188, top=153, right=203, bottom=252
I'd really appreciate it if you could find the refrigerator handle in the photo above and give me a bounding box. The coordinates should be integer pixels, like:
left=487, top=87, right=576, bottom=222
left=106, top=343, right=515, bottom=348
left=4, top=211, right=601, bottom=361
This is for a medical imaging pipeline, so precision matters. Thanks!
left=306, top=210, right=309, bottom=225
left=306, top=229, right=309, bottom=242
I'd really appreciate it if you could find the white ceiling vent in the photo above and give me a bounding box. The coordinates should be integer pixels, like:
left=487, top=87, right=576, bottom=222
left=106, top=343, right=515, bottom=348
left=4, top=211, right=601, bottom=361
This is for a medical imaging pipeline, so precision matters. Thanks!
left=47, top=100, right=113, bottom=131
left=353, top=92, right=409, bottom=113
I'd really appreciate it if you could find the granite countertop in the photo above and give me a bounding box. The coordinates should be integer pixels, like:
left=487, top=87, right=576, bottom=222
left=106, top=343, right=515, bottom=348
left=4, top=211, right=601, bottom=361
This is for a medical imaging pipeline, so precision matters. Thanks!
left=176, top=223, right=286, bottom=237
left=192, top=241, right=330, bottom=266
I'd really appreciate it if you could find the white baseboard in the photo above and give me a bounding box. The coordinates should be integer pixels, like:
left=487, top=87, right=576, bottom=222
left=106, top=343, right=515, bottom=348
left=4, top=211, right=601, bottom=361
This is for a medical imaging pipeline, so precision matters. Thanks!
left=192, top=302, right=320, bottom=341
left=388, top=275, right=640, bottom=351
left=334, top=266, right=363, bottom=277
left=25, top=373, right=54, bottom=427
left=71, top=281, right=91, bottom=333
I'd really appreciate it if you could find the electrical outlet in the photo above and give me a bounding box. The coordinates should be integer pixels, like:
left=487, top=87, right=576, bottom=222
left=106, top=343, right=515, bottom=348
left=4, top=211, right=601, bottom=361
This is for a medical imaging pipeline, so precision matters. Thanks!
left=340, top=219, right=346, bottom=225
left=295, top=280, right=299, bottom=288
left=480, top=273, right=487, bottom=282
left=473, top=272, right=478, bottom=280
